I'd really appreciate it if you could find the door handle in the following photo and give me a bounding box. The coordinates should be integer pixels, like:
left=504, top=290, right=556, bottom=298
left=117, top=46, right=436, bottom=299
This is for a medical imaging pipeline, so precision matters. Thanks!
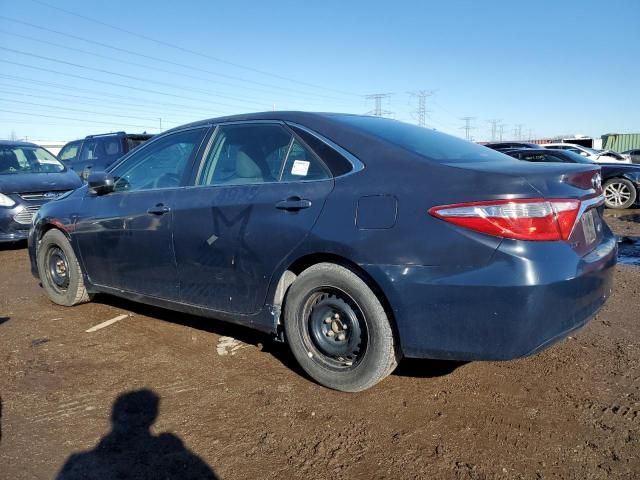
left=275, top=197, right=312, bottom=212
left=147, top=204, right=171, bottom=215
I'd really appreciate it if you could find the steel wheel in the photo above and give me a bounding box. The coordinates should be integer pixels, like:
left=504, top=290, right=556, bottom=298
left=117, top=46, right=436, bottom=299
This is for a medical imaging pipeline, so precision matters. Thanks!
left=45, top=246, right=70, bottom=294
left=302, top=289, right=368, bottom=370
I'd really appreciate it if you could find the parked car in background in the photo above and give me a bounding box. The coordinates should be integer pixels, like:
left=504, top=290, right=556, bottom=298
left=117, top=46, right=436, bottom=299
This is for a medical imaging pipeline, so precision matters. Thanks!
left=28, top=113, right=615, bottom=391
left=58, top=132, right=153, bottom=180
left=621, top=149, right=640, bottom=164
left=505, top=148, right=640, bottom=209
left=0, top=140, right=81, bottom=243
left=543, top=143, right=630, bottom=164
left=483, top=141, right=540, bottom=151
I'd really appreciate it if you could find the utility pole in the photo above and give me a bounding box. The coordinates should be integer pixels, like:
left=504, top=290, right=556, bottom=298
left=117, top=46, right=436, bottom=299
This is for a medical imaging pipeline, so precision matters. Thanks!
left=365, top=93, right=393, bottom=117
left=487, top=119, right=500, bottom=141
left=408, top=90, right=433, bottom=127
left=527, top=129, right=534, bottom=141
left=460, top=117, right=476, bottom=141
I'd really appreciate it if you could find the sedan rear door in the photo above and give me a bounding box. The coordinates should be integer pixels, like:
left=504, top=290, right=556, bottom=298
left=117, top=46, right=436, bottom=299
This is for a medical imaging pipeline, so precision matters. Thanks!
left=172, top=122, right=334, bottom=316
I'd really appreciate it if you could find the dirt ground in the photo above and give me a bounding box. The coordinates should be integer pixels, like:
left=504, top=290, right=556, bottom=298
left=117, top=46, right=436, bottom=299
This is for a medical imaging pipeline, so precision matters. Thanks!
left=1, top=209, right=639, bottom=479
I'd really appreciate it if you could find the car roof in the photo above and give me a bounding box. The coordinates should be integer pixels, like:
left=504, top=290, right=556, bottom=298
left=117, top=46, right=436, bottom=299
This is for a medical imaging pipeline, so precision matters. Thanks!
left=0, top=139, right=40, bottom=147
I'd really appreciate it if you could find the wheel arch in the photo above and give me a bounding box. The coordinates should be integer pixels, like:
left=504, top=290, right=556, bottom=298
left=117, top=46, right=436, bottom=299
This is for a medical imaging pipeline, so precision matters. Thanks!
left=271, top=252, right=402, bottom=351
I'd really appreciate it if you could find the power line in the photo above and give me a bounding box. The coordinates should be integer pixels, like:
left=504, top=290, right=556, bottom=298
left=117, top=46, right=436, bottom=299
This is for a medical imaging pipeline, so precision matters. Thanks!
left=0, top=28, right=354, bottom=107
left=25, top=2, right=358, bottom=97
left=0, top=97, right=183, bottom=123
left=365, top=93, right=393, bottom=117
left=0, top=74, right=236, bottom=117
left=0, top=85, right=212, bottom=120
left=0, top=109, right=161, bottom=130
left=0, top=47, right=270, bottom=110
left=459, top=117, right=476, bottom=140
left=0, top=59, right=268, bottom=113
left=0, top=16, right=355, bottom=104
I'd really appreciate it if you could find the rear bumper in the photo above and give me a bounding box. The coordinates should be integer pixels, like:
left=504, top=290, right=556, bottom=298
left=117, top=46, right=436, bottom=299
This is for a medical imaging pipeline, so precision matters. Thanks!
left=364, top=232, right=617, bottom=361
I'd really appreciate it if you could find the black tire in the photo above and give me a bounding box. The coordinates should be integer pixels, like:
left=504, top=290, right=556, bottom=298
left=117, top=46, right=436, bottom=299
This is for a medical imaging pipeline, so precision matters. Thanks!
left=604, top=178, right=637, bottom=209
left=284, top=263, right=399, bottom=392
left=37, top=229, right=91, bottom=306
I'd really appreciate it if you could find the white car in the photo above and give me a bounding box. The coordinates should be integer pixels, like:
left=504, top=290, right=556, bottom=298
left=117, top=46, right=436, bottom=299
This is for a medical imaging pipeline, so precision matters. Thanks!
left=543, top=143, right=631, bottom=164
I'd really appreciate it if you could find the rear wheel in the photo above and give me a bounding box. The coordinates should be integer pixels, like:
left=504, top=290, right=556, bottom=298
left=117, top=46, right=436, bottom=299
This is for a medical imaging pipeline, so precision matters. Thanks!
left=284, top=263, right=399, bottom=392
left=604, top=178, right=637, bottom=209
left=37, top=229, right=91, bottom=306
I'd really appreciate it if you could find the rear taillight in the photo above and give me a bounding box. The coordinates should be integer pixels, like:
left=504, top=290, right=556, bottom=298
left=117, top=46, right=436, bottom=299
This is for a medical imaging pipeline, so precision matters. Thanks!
left=429, top=198, right=581, bottom=241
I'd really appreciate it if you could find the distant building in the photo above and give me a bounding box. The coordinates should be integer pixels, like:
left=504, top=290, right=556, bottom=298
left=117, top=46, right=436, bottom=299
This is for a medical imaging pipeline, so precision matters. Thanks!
left=601, top=133, right=640, bottom=152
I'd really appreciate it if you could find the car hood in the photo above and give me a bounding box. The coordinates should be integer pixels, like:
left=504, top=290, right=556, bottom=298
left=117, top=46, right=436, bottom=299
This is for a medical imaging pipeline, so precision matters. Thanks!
left=0, top=170, right=82, bottom=194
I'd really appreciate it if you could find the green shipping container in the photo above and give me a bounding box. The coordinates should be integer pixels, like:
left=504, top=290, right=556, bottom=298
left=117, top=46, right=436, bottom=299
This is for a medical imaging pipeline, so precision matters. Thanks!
left=601, top=133, right=640, bottom=152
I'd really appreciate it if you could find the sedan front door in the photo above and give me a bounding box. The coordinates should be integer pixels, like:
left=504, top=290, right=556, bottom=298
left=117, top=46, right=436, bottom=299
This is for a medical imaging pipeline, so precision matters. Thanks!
left=74, top=127, right=208, bottom=299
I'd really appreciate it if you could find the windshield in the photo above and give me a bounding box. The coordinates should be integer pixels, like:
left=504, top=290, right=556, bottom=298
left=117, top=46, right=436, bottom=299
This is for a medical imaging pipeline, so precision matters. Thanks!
left=0, top=145, right=65, bottom=174
left=331, top=115, right=510, bottom=163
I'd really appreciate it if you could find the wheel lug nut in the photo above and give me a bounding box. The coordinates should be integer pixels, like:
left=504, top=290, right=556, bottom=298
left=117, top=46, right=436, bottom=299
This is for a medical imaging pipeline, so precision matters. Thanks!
left=324, top=317, right=332, bottom=324
left=337, top=333, right=346, bottom=341
left=333, top=313, right=340, bottom=319
left=327, top=331, right=335, bottom=337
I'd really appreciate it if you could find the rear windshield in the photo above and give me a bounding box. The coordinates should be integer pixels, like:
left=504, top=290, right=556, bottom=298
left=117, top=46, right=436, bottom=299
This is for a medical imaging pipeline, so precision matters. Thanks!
left=0, top=145, right=65, bottom=174
left=331, top=115, right=509, bottom=163
left=126, top=136, right=151, bottom=151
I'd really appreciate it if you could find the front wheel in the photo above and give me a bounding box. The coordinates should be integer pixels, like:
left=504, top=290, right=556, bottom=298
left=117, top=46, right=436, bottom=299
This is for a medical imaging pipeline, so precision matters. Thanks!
left=37, top=229, right=92, bottom=306
left=604, top=178, right=637, bottom=209
left=284, top=263, right=399, bottom=392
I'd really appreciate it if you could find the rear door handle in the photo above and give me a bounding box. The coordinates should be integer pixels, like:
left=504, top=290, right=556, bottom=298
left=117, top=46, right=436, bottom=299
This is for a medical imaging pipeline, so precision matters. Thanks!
left=147, top=204, right=171, bottom=215
left=275, top=196, right=312, bottom=211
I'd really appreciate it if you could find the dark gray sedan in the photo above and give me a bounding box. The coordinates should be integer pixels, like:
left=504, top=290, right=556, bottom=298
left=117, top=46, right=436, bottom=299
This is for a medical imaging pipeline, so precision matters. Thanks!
left=0, top=140, right=81, bottom=243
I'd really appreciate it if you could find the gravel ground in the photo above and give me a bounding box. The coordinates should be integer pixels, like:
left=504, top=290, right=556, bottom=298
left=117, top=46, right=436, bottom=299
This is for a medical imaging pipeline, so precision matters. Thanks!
left=1, top=209, right=639, bottom=479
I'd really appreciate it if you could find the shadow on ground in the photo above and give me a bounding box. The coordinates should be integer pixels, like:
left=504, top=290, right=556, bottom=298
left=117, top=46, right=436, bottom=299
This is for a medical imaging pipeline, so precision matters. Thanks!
left=56, top=389, right=219, bottom=479
left=94, top=294, right=464, bottom=383
left=0, top=317, right=9, bottom=326
left=0, top=240, right=27, bottom=251
left=394, top=358, right=467, bottom=378
left=92, top=294, right=308, bottom=378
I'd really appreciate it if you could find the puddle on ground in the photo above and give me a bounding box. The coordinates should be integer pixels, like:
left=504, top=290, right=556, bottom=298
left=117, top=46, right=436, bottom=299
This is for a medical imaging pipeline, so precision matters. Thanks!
left=617, top=236, right=640, bottom=266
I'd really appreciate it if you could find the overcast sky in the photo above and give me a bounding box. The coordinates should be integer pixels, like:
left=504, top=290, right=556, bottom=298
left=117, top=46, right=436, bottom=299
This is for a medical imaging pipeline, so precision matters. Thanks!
left=0, top=0, right=639, bottom=142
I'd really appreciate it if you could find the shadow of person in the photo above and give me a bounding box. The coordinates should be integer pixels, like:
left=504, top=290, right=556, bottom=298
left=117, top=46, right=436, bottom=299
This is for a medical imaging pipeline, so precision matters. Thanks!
left=56, top=389, right=219, bottom=479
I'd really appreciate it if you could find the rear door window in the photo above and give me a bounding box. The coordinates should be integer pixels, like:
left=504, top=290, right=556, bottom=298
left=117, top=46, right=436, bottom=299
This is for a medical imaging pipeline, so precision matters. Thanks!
left=58, top=141, right=82, bottom=163
left=281, top=139, right=330, bottom=182
left=198, top=124, right=292, bottom=186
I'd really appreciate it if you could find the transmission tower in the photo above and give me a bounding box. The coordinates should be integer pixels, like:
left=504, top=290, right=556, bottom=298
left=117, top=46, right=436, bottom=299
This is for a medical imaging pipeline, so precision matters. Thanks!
left=498, top=123, right=507, bottom=141
left=460, top=117, right=476, bottom=140
left=408, top=90, right=433, bottom=127
left=513, top=124, right=523, bottom=141
left=365, top=93, right=393, bottom=117
left=487, top=119, right=500, bottom=141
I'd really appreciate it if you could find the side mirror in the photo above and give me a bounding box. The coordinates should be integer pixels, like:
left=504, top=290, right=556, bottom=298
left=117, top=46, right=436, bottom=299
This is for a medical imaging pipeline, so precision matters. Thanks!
left=87, top=171, right=115, bottom=195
